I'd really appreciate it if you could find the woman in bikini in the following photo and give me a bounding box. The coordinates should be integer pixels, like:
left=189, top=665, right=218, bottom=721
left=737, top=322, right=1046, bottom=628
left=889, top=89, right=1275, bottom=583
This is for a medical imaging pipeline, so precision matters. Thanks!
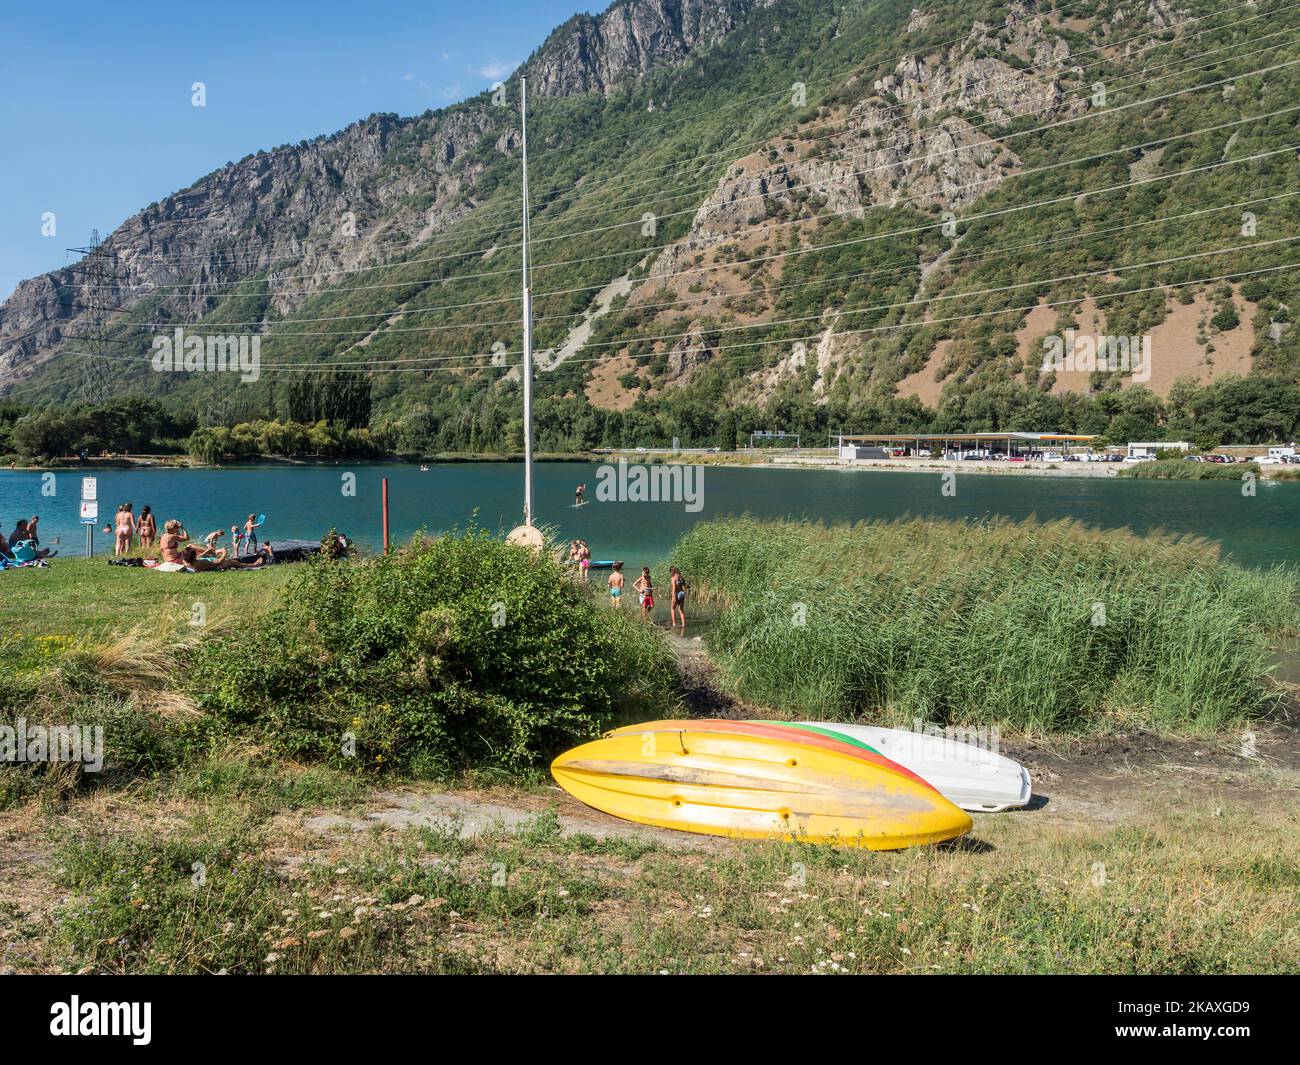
left=634, top=567, right=654, bottom=619
left=159, top=519, right=190, bottom=565
left=137, top=506, right=157, bottom=551
left=114, top=503, right=136, bottom=557
left=669, top=565, right=688, bottom=633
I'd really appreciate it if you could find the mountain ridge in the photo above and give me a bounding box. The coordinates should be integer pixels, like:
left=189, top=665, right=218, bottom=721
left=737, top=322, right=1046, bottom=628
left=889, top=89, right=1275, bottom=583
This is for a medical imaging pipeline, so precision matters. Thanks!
left=3, top=0, right=1299, bottom=455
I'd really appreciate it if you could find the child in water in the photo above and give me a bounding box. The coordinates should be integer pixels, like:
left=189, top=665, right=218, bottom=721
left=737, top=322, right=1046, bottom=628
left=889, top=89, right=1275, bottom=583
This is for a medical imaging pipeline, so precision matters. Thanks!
left=634, top=567, right=654, bottom=619
left=669, top=565, right=688, bottom=633
left=243, top=514, right=263, bottom=557
left=607, top=561, right=625, bottom=607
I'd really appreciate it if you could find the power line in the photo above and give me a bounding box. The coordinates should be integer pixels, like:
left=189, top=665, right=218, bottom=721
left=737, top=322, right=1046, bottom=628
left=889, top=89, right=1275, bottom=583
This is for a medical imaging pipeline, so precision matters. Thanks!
left=75, top=0, right=1294, bottom=279
left=56, top=187, right=1300, bottom=345
left=60, top=80, right=1300, bottom=310
left=58, top=234, right=1300, bottom=372
left=81, top=27, right=1300, bottom=291
left=47, top=140, right=1300, bottom=334
left=544, top=260, right=1300, bottom=374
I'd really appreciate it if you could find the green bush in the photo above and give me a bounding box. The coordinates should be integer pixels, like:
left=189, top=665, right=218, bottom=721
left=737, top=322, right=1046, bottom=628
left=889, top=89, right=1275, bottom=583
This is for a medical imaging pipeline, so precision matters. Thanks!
left=190, top=530, right=678, bottom=775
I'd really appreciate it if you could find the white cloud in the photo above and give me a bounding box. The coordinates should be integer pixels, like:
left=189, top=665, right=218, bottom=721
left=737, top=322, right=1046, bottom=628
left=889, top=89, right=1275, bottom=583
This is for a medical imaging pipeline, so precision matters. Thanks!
left=402, top=73, right=414, bottom=81
left=478, top=59, right=518, bottom=80
left=438, top=83, right=464, bottom=100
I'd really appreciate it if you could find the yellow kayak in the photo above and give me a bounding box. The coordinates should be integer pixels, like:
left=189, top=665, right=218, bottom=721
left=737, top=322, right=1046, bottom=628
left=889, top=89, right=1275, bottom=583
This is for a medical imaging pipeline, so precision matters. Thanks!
left=551, top=724, right=972, bottom=849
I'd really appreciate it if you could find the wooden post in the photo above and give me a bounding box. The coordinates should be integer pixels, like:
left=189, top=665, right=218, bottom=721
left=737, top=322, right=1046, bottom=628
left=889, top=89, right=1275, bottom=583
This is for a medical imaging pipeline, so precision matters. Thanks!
left=381, top=477, right=390, bottom=554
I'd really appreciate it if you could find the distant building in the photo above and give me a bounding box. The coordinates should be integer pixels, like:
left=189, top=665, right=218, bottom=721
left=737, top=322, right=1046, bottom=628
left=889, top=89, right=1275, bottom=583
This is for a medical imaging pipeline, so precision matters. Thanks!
left=1126, top=441, right=1191, bottom=459
left=835, top=432, right=1098, bottom=461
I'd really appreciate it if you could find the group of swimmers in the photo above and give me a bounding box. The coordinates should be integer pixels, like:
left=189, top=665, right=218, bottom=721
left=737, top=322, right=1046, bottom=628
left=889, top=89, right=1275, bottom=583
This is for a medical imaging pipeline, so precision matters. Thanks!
left=567, top=539, right=592, bottom=577
left=599, top=559, right=689, bottom=630
left=111, top=504, right=263, bottom=560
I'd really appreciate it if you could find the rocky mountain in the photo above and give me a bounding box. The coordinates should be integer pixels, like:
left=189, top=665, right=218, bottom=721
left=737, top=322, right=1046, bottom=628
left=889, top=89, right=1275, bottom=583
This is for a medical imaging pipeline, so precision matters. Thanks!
left=529, top=0, right=771, bottom=96
left=3, top=0, right=1298, bottom=452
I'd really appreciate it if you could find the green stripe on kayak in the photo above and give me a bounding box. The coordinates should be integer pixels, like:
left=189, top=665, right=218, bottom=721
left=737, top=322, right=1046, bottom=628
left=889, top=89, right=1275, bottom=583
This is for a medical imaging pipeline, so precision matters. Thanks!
left=747, top=720, right=884, bottom=758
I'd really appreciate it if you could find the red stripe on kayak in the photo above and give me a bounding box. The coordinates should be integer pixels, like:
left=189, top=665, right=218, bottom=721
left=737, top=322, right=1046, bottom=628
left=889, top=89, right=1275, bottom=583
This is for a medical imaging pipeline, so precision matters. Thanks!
left=612, top=719, right=940, bottom=795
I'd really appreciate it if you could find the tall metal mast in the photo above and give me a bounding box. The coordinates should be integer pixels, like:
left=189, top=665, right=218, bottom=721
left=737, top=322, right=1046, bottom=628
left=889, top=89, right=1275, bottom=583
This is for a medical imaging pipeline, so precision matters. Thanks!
left=520, top=75, right=535, bottom=527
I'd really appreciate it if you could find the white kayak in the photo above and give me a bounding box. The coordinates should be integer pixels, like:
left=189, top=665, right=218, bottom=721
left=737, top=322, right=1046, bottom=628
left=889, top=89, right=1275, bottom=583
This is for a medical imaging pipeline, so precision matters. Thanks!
left=787, top=721, right=1032, bottom=813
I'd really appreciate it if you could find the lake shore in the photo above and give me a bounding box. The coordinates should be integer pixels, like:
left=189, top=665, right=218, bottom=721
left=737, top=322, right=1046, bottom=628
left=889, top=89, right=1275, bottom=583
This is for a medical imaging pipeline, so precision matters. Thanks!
left=604, top=450, right=1300, bottom=480
left=9, top=449, right=1295, bottom=481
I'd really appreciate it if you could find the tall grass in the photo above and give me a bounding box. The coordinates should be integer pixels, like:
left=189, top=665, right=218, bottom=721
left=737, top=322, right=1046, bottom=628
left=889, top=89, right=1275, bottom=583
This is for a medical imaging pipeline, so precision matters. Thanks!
left=672, top=517, right=1300, bottom=734
left=1119, top=459, right=1259, bottom=479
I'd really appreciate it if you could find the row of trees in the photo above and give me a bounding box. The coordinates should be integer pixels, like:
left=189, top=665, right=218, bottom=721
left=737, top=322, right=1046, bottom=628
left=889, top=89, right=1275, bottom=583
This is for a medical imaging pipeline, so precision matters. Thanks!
left=185, top=420, right=387, bottom=464
left=0, top=397, right=195, bottom=460
left=374, top=373, right=1299, bottom=454
left=3, top=373, right=1296, bottom=462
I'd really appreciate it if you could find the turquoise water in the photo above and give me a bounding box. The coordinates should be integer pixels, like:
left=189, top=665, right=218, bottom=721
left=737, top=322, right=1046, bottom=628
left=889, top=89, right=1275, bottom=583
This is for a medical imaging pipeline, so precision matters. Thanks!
left=0, top=461, right=1296, bottom=569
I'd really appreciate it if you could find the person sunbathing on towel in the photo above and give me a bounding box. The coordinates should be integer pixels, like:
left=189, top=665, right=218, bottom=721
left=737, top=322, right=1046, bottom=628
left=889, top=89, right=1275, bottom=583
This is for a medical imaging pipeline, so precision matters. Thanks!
left=181, top=546, right=267, bottom=572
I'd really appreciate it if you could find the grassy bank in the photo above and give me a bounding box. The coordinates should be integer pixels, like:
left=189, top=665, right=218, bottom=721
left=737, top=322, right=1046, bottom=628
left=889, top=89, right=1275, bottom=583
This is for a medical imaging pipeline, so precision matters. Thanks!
left=671, top=517, right=1300, bottom=734
left=3, top=526, right=1298, bottom=975
left=0, top=559, right=295, bottom=672
left=1, top=533, right=678, bottom=807
left=1119, top=459, right=1260, bottom=479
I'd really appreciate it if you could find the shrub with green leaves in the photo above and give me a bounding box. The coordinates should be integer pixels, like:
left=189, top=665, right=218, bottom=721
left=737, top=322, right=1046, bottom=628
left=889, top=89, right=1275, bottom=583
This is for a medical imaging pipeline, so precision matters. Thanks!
left=191, top=530, right=678, bottom=775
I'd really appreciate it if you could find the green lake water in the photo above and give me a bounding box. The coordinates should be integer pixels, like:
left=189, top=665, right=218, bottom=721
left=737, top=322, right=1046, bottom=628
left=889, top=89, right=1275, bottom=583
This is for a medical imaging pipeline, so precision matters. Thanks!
left=1, top=461, right=1296, bottom=570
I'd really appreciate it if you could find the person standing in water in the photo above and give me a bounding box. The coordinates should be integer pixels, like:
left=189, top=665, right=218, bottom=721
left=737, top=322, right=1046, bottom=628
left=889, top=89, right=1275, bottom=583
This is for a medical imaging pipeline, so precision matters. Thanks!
left=669, top=565, right=688, bottom=633
left=634, top=567, right=654, bottom=619
left=114, top=504, right=136, bottom=557
left=242, top=514, right=263, bottom=557
left=607, top=561, right=625, bottom=607
left=577, top=540, right=591, bottom=582
left=137, top=506, right=157, bottom=551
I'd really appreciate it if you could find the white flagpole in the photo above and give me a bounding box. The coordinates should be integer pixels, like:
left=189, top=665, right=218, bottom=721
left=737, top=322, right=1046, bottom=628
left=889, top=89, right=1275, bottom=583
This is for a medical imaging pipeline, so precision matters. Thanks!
left=520, top=75, right=535, bottom=527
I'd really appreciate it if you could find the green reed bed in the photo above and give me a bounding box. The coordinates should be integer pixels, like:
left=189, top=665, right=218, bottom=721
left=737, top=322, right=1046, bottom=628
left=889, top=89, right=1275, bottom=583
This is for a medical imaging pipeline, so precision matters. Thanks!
left=671, top=517, right=1300, bottom=734
left=1118, top=459, right=1259, bottom=479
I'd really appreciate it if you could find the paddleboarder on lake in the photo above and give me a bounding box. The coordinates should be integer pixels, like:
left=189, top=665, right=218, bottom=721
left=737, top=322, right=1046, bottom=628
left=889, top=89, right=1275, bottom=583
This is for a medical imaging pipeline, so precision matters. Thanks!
left=574, top=483, right=587, bottom=507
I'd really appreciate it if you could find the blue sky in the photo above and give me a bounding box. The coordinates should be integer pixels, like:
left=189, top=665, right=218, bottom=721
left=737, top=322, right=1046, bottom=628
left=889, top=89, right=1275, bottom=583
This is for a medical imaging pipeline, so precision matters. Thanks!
left=0, top=0, right=592, bottom=300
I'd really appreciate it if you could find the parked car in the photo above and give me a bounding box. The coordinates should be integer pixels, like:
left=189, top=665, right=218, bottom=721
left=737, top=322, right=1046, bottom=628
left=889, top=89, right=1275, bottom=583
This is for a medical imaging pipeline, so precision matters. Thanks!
left=1043, top=452, right=1064, bottom=462
left=1123, top=454, right=1155, bottom=463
